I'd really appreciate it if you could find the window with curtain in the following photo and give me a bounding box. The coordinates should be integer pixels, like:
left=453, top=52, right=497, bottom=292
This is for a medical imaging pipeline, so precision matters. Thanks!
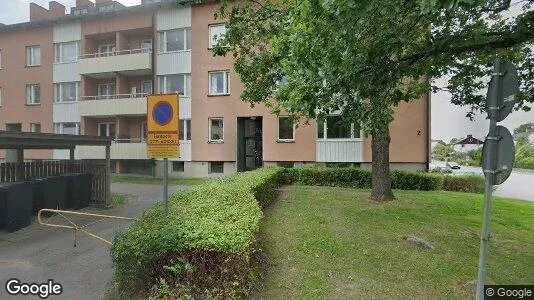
left=209, top=71, right=230, bottom=95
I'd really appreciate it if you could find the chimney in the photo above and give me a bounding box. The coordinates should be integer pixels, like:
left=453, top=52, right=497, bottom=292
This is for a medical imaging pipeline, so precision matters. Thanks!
left=48, top=1, right=66, bottom=18
left=29, top=1, right=65, bottom=22
left=29, top=3, right=49, bottom=21
left=76, top=0, right=94, bottom=6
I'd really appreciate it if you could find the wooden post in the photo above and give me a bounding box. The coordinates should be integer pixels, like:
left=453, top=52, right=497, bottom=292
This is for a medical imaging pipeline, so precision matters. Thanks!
left=105, top=145, right=111, bottom=206
left=16, top=149, right=24, bottom=181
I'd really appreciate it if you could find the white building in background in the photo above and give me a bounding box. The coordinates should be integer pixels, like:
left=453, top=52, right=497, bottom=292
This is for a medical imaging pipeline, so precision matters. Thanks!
left=454, top=134, right=484, bottom=153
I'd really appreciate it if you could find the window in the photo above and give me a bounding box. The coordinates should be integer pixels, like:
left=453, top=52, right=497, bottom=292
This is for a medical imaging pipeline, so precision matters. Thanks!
left=158, top=28, right=191, bottom=53
left=54, top=82, right=79, bottom=102
left=55, top=41, right=79, bottom=63
left=158, top=74, right=191, bottom=96
left=179, top=119, right=191, bottom=141
left=98, top=44, right=116, bottom=54
left=26, top=84, right=40, bottom=105
left=98, top=4, right=114, bottom=12
left=209, top=24, right=227, bottom=48
left=98, top=123, right=116, bottom=138
left=317, top=115, right=361, bottom=139
left=278, top=116, right=295, bottom=141
left=209, top=118, right=224, bottom=142
left=141, top=121, right=147, bottom=142
left=26, top=46, right=41, bottom=66
left=172, top=161, right=184, bottom=172
left=6, top=123, right=22, bottom=132
left=209, top=162, right=224, bottom=174
left=30, top=123, right=41, bottom=133
left=54, top=122, right=79, bottom=135
left=141, top=39, right=153, bottom=51
left=141, top=81, right=153, bottom=94
left=209, top=71, right=230, bottom=95
left=73, top=8, right=88, bottom=16
left=98, top=83, right=116, bottom=98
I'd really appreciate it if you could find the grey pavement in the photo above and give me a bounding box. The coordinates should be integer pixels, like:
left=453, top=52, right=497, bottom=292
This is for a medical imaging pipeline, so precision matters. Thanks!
left=0, top=183, right=186, bottom=300
left=432, top=161, right=534, bottom=202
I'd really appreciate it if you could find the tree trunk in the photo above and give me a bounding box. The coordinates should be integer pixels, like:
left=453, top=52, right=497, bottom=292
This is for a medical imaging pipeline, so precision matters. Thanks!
left=370, top=126, right=395, bottom=201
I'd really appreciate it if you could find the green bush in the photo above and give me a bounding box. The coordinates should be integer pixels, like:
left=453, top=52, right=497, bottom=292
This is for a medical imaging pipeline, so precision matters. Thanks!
left=390, top=170, right=444, bottom=191
left=443, top=175, right=485, bottom=194
left=111, top=167, right=284, bottom=298
left=289, top=167, right=442, bottom=191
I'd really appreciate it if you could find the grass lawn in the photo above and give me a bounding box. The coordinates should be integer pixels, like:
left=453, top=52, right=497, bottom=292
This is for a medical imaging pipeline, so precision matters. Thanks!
left=258, top=186, right=534, bottom=299
left=111, top=175, right=206, bottom=186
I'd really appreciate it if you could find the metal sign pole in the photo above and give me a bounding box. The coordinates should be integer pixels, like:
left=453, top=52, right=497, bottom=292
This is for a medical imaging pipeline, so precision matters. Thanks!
left=475, top=61, right=501, bottom=300
left=163, top=158, right=169, bottom=216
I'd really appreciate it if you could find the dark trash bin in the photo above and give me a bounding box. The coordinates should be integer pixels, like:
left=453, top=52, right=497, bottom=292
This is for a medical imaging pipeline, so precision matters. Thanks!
left=0, top=181, right=33, bottom=232
left=61, top=173, right=92, bottom=209
left=31, top=176, right=67, bottom=214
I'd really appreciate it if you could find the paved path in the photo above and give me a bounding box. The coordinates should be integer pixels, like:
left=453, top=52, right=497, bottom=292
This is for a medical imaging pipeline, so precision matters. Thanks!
left=0, top=183, right=187, bottom=300
left=432, top=161, right=534, bottom=202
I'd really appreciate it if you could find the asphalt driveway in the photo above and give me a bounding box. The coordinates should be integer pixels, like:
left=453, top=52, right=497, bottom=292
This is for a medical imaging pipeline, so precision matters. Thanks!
left=0, top=183, right=186, bottom=300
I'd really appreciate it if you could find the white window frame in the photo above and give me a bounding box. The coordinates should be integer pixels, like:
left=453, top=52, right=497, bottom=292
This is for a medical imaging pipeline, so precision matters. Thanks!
left=98, top=122, right=116, bottom=138
left=98, top=83, right=116, bottom=98
left=97, top=44, right=116, bottom=55
left=141, top=121, right=147, bottom=142
left=158, top=28, right=191, bottom=53
left=209, top=162, right=224, bottom=174
left=179, top=119, right=191, bottom=141
left=30, top=123, right=41, bottom=133
left=317, top=115, right=362, bottom=141
left=26, top=45, right=41, bottom=66
left=208, top=71, right=230, bottom=96
left=208, top=24, right=227, bottom=48
left=54, top=122, right=80, bottom=135
left=209, top=118, right=224, bottom=142
left=54, top=82, right=80, bottom=103
left=277, top=116, right=295, bottom=142
left=158, top=74, right=191, bottom=96
left=26, top=84, right=40, bottom=105
left=54, top=41, right=80, bottom=63
left=141, top=80, right=153, bottom=94
left=141, top=39, right=153, bottom=51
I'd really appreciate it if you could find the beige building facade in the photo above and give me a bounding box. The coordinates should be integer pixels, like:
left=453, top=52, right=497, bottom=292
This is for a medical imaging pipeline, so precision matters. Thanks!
left=0, top=0, right=430, bottom=177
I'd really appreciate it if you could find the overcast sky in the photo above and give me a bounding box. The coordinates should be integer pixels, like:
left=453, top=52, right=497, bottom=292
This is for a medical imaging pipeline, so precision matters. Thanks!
left=1, top=0, right=533, bottom=142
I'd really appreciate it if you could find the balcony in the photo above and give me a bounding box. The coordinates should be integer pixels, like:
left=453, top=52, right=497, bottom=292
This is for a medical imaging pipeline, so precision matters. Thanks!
left=79, top=49, right=152, bottom=77
left=78, top=93, right=147, bottom=117
left=76, top=140, right=192, bottom=161
left=316, top=139, right=363, bottom=162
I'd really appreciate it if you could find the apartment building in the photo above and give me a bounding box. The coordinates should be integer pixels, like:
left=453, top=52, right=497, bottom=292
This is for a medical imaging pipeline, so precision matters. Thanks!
left=0, top=0, right=431, bottom=177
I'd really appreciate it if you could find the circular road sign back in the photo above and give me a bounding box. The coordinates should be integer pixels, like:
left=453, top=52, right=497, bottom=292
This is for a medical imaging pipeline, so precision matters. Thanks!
left=485, top=61, right=519, bottom=122
left=152, top=101, right=173, bottom=126
left=482, top=125, right=515, bottom=185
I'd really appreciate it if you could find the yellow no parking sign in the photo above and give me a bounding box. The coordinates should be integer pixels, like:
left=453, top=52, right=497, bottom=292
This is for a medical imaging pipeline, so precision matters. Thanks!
left=147, top=94, right=180, bottom=158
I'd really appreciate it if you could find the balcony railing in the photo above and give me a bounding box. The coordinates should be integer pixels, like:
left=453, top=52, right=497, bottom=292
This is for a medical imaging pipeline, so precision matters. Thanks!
left=81, top=93, right=148, bottom=101
left=80, top=48, right=152, bottom=59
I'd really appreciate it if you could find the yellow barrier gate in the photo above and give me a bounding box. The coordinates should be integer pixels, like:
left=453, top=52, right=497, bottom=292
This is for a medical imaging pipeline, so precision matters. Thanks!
left=38, top=209, right=135, bottom=246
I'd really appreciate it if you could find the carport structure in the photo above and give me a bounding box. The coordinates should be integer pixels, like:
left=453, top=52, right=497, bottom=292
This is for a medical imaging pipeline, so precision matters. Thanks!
left=0, top=131, right=112, bottom=205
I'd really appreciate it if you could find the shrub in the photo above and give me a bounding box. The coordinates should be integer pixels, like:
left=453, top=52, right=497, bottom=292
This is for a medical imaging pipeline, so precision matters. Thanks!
left=443, top=175, right=485, bottom=194
left=390, top=170, right=444, bottom=191
left=111, top=167, right=284, bottom=298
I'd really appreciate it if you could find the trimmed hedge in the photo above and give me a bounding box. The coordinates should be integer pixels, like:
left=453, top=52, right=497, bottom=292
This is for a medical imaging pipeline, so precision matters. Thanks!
left=443, top=175, right=485, bottom=194
left=111, top=167, right=284, bottom=298
left=286, top=167, right=445, bottom=191
left=285, top=167, right=484, bottom=193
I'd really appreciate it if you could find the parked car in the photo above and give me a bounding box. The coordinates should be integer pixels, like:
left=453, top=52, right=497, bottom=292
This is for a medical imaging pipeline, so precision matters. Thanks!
left=446, top=162, right=461, bottom=169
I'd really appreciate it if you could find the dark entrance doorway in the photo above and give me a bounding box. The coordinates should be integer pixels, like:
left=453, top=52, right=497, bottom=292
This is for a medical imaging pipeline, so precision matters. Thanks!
left=237, top=117, right=263, bottom=171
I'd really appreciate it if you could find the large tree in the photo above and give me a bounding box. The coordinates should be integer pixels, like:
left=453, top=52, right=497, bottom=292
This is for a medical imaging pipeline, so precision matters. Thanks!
left=213, top=0, right=534, bottom=201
